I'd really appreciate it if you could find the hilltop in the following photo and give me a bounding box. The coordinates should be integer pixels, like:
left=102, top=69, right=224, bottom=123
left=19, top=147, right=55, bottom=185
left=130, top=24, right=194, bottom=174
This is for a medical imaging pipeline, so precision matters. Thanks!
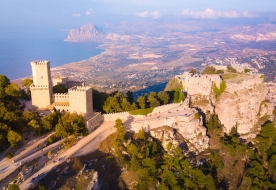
left=64, top=23, right=102, bottom=42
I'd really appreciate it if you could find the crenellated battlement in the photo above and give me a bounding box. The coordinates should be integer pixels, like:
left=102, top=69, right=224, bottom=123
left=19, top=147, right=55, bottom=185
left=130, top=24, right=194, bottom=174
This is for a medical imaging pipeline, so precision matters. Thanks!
left=52, top=93, right=69, bottom=96
left=68, top=86, right=91, bottom=92
left=31, top=60, right=50, bottom=65
left=179, top=72, right=222, bottom=96
left=30, top=84, right=50, bottom=88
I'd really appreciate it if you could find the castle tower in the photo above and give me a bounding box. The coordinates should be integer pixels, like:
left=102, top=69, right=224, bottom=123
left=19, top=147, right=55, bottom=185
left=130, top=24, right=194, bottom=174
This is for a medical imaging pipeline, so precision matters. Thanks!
left=30, top=60, right=53, bottom=108
left=68, top=86, right=93, bottom=117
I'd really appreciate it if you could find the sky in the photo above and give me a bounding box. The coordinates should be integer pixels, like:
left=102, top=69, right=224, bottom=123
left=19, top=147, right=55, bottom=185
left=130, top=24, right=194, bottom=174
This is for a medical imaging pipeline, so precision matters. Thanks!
left=0, top=0, right=275, bottom=30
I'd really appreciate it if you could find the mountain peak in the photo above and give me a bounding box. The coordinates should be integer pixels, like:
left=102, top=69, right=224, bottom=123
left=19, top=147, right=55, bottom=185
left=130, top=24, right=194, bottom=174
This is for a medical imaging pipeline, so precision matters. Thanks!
left=64, top=23, right=102, bottom=42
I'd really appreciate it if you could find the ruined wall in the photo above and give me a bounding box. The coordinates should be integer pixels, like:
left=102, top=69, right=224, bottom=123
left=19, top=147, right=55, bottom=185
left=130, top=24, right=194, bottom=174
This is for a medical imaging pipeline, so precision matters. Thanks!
left=180, top=72, right=222, bottom=96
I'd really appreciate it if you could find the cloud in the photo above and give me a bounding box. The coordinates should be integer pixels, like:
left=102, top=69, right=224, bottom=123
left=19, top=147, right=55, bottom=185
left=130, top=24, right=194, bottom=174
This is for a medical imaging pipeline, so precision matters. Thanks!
left=72, top=13, right=81, bottom=17
left=135, top=10, right=161, bottom=19
left=180, top=8, right=256, bottom=19
left=85, top=8, right=94, bottom=16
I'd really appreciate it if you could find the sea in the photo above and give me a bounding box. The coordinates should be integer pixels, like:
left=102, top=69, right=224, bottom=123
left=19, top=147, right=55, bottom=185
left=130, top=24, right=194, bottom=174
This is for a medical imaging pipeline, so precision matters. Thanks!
left=0, top=28, right=103, bottom=80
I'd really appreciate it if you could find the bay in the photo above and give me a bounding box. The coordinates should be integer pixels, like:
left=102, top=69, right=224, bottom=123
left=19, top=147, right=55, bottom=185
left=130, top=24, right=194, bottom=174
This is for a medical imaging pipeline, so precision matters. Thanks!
left=0, top=29, right=103, bottom=80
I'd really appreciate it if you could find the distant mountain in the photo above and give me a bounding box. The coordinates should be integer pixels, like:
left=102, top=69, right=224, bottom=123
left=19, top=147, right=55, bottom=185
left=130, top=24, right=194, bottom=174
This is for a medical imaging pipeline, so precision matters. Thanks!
left=64, top=23, right=102, bottom=42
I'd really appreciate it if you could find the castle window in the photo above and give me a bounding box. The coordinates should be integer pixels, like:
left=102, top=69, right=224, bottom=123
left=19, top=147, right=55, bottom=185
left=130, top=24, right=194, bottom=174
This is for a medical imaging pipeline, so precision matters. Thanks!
left=41, top=76, right=43, bottom=79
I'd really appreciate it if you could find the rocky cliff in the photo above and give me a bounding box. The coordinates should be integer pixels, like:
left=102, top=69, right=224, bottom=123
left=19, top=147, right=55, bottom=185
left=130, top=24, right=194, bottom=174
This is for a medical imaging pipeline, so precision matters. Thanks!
left=64, top=23, right=102, bottom=42
left=214, top=76, right=274, bottom=136
left=182, top=72, right=274, bottom=137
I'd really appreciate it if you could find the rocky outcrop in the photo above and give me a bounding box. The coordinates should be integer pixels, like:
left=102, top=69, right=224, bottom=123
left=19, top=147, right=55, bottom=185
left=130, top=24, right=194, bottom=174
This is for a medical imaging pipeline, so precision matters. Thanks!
left=177, top=71, right=274, bottom=137
left=215, top=82, right=274, bottom=136
left=150, top=117, right=209, bottom=154
left=64, top=23, right=102, bottom=42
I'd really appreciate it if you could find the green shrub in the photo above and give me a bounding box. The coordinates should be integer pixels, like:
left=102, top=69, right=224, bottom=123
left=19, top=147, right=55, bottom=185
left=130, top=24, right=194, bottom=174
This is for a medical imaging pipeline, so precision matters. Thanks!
left=201, top=66, right=217, bottom=74
left=212, top=81, right=227, bottom=98
left=6, top=152, right=14, bottom=158
left=166, top=142, right=173, bottom=150
left=227, top=65, right=238, bottom=73
left=244, top=68, right=250, bottom=73
left=129, top=108, right=154, bottom=115
left=194, top=113, right=200, bottom=119
left=260, top=74, right=264, bottom=78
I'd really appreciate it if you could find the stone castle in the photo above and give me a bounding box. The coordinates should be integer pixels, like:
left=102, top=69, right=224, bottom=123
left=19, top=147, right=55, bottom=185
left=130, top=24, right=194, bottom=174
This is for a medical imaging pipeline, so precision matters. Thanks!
left=30, top=60, right=102, bottom=132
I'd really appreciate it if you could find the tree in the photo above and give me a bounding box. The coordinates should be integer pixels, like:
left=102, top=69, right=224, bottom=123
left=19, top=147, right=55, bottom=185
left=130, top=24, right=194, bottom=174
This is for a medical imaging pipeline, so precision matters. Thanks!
left=178, top=91, right=185, bottom=102
left=201, top=66, right=217, bottom=74
left=21, top=78, right=33, bottom=88
left=138, top=128, right=146, bottom=141
left=92, top=88, right=109, bottom=112
left=0, top=75, right=10, bottom=88
left=173, top=91, right=179, bottom=103
left=41, top=114, right=54, bottom=131
left=137, top=96, right=146, bottom=109
left=55, top=123, right=68, bottom=138
left=121, top=98, right=131, bottom=111
left=189, top=68, right=197, bottom=74
left=157, top=91, right=169, bottom=105
left=5, top=83, right=21, bottom=98
left=8, top=184, right=20, bottom=190
left=227, top=65, right=238, bottom=73
left=114, top=119, right=126, bottom=143
left=7, top=130, right=22, bottom=148
left=130, top=102, right=138, bottom=110
left=23, top=110, right=39, bottom=122
left=126, top=91, right=134, bottom=103
left=149, top=97, right=160, bottom=108
left=28, top=119, right=41, bottom=135
left=53, top=84, right=68, bottom=93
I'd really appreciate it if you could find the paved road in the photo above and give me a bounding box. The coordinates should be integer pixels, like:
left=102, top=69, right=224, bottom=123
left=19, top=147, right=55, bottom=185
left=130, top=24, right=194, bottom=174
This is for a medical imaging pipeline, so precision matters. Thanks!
left=19, top=121, right=116, bottom=189
left=0, top=132, right=54, bottom=181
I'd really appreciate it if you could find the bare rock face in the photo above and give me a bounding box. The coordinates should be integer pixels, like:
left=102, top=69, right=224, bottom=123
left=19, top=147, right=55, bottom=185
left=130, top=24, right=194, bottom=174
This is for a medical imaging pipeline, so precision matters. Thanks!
left=214, top=76, right=274, bottom=136
left=65, top=23, right=102, bottom=42
left=150, top=118, right=209, bottom=154
left=178, top=72, right=274, bottom=137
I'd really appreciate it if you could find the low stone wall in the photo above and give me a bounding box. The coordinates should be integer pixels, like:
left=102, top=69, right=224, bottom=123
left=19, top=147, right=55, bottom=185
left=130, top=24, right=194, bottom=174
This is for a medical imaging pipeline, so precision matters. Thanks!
left=127, top=114, right=195, bottom=133
left=149, top=103, right=181, bottom=115
left=86, top=112, right=104, bottom=133
left=103, top=112, right=131, bottom=122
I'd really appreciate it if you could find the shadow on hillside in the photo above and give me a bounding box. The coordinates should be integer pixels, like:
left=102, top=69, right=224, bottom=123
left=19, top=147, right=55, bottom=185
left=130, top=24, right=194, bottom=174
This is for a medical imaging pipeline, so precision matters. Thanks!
left=36, top=150, right=123, bottom=190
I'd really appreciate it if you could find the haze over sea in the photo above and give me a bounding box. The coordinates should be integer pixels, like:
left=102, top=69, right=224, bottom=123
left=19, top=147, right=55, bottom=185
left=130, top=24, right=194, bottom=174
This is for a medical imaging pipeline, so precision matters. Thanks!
left=0, top=28, right=103, bottom=80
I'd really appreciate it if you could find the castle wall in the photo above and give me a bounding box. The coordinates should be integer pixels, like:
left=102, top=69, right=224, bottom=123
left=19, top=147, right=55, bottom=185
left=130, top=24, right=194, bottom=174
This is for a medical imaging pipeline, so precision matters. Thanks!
left=68, top=86, right=93, bottom=116
left=103, top=112, right=145, bottom=122
left=31, top=61, right=52, bottom=90
left=53, top=103, right=69, bottom=112
left=149, top=103, right=181, bottom=115
left=30, top=86, right=52, bottom=108
left=127, top=115, right=195, bottom=133
left=52, top=93, right=69, bottom=102
left=30, top=60, right=53, bottom=108
left=86, top=112, right=104, bottom=133
left=52, top=77, right=68, bottom=86
left=66, top=81, right=85, bottom=88
left=181, top=72, right=222, bottom=96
